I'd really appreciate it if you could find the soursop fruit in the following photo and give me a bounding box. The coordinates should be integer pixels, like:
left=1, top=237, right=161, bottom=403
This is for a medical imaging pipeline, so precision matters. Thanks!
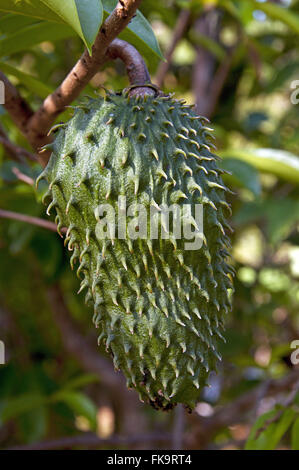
left=37, top=89, right=233, bottom=410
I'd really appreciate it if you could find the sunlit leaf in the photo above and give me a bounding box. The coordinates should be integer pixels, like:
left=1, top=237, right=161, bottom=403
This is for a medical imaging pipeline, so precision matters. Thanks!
left=52, top=390, right=97, bottom=430
left=246, top=407, right=295, bottom=450
left=0, top=0, right=162, bottom=62
left=250, top=1, right=299, bottom=35
left=0, top=61, right=53, bottom=98
left=0, top=12, right=37, bottom=33
left=41, top=0, right=103, bottom=53
left=233, top=198, right=299, bottom=244
left=220, top=158, right=261, bottom=196
left=0, top=21, right=75, bottom=56
left=0, top=0, right=62, bottom=22
left=291, top=417, right=299, bottom=451
left=220, top=148, right=299, bottom=184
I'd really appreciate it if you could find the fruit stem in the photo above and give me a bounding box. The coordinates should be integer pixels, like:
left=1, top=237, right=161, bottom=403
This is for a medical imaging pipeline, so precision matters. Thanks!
left=107, top=39, right=158, bottom=98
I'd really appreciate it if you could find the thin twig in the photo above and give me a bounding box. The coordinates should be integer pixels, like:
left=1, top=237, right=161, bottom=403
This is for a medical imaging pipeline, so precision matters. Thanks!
left=11, top=167, right=34, bottom=186
left=255, top=378, right=299, bottom=437
left=0, top=208, right=63, bottom=233
left=155, top=9, right=191, bottom=88
left=192, top=8, right=222, bottom=116
left=205, top=47, right=235, bottom=117
left=0, top=72, right=34, bottom=135
left=247, top=39, right=263, bottom=81
left=6, top=431, right=172, bottom=450
left=0, top=128, right=37, bottom=162
left=46, top=283, right=149, bottom=439
left=172, top=404, right=185, bottom=450
left=46, top=284, right=125, bottom=390
left=0, top=124, right=21, bottom=162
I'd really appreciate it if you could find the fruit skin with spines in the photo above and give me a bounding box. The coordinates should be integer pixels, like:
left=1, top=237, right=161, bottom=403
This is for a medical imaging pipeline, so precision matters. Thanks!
left=37, top=89, right=233, bottom=411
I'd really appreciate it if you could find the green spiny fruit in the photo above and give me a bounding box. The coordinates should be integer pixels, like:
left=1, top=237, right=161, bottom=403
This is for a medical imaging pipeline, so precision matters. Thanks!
left=37, top=89, right=233, bottom=411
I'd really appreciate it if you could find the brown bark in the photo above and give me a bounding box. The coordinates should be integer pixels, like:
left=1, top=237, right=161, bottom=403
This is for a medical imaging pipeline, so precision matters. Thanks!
left=0, top=209, right=64, bottom=233
left=26, top=1, right=143, bottom=154
left=6, top=431, right=172, bottom=450
left=0, top=1, right=144, bottom=166
left=192, top=8, right=222, bottom=117
left=155, top=9, right=191, bottom=88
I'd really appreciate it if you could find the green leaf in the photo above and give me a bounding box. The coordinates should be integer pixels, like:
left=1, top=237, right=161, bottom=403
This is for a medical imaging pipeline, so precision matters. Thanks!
left=250, top=1, right=299, bottom=35
left=63, top=374, right=99, bottom=390
left=0, top=393, right=46, bottom=423
left=291, top=417, right=299, bottom=450
left=30, top=230, right=63, bottom=281
left=234, top=198, right=299, bottom=244
left=220, top=158, right=261, bottom=196
left=0, top=1, right=162, bottom=63
left=0, top=21, right=75, bottom=56
left=220, top=148, right=299, bottom=184
left=0, top=1, right=103, bottom=53
left=220, top=0, right=244, bottom=22
left=0, top=13, right=38, bottom=33
left=266, top=61, right=299, bottom=94
left=245, top=407, right=295, bottom=450
left=102, top=0, right=163, bottom=63
left=0, top=61, right=53, bottom=98
left=245, top=408, right=278, bottom=450
left=52, top=390, right=97, bottom=430
left=264, top=199, right=299, bottom=245
left=268, top=408, right=295, bottom=448
left=189, top=30, right=226, bottom=61
left=18, top=406, right=48, bottom=444
left=0, top=0, right=63, bottom=22
left=40, top=0, right=103, bottom=53
left=237, top=0, right=255, bottom=26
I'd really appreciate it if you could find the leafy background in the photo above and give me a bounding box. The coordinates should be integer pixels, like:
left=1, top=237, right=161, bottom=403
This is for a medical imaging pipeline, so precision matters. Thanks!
left=0, top=0, right=298, bottom=450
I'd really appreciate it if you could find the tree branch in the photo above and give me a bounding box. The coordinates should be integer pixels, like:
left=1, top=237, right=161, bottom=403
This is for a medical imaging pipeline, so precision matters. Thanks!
left=0, top=1, right=144, bottom=166
left=255, top=379, right=299, bottom=438
left=0, top=71, right=52, bottom=164
left=172, top=404, right=185, bottom=450
left=204, top=47, right=235, bottom=117
left=0, top=209, right=64, bottom=233
left=6, top=431, right=172, bottom=450
left=46, top=284, right=148, bottom=437
left=155, top=9, right=191, bottom=88
left=46, top=284, right=125, bottom=390
left=27, top=1, right=143, bottom=159
left=192, top=8, right=222, bottom=116
left=0, top=132, right=37, bottom=163
left=0, top=72, right=34, bottom=135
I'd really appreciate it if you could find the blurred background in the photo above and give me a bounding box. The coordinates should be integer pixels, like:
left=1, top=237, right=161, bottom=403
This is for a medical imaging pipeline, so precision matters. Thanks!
left=0, top=0, right=299, bottom=450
